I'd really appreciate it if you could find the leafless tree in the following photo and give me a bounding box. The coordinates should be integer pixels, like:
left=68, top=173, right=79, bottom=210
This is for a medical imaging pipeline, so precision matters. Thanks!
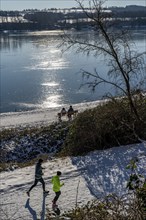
left=61, top=0, right=146, bottom=121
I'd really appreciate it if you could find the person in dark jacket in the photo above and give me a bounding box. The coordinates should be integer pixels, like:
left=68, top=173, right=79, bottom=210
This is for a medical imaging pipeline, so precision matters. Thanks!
left=67, top=105, right=74, bottom=120
left=61, top=107, right=66, bottom=115
left=26, top=159, right=48, bottom=196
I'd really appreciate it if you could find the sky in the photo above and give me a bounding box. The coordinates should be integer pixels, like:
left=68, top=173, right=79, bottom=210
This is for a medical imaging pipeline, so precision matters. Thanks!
left=0, top=0, right=146, bottom=11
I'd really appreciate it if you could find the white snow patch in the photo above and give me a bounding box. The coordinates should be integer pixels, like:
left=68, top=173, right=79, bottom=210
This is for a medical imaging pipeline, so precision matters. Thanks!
left=0, top=142, right=146, bottom=220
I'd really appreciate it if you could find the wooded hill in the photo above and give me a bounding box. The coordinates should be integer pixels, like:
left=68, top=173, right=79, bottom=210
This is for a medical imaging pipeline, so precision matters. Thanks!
left=0, top=5, right=146, bottom=31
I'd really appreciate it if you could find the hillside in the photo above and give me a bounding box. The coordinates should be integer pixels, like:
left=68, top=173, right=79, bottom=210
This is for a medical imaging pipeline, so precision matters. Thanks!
left=0, top=5, right=146, bottom=31
left=1, top=142, right=146, bottom=220
left=0, top=98, right=146, bottom=219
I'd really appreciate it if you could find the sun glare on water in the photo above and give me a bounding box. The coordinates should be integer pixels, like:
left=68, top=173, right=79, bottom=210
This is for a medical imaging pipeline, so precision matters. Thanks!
left=42, top=94, right=63, bottom=108
left=41, top=82, right=59, bottom=87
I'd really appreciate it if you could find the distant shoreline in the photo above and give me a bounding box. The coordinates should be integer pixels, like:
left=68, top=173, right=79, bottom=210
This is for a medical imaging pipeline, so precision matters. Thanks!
left=1, top=26, right=146, bottom=34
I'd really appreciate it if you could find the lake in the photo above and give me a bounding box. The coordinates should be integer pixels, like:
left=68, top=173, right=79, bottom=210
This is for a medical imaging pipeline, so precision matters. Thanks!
left=0, top=30, right=145, bottom=113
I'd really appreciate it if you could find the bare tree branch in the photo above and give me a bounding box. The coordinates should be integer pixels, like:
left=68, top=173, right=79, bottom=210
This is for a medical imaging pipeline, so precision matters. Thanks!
left=61, top=0, right=146, bottom=121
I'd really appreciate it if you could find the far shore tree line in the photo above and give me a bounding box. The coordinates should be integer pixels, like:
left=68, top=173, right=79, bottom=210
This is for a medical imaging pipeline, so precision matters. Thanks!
left=0, top=5, right=146, bottom=31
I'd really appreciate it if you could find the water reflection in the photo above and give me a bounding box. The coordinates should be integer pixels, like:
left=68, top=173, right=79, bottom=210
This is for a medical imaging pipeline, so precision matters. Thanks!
left=0, top=30, right=145, bottom=113
left=0, top=31, right=63, bottom=51
left=42, top=94, right=63, bottom=108
left=0, top=29, right=145, bottom=51
left=41, top=82, right=59, bottom=87
left=26, top=48, right=69, bottom=71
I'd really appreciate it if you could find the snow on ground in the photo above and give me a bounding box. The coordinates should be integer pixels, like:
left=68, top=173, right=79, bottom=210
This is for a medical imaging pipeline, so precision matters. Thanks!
left=0, top=157, right=94, bottom=220
left=0, top=142, right=146, bottom=220
left=0, top=100, right=146, bottom=219
left=0, top=100, right=105, bottom=130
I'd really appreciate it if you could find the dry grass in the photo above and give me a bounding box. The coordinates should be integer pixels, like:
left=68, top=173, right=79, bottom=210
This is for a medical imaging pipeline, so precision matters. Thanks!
left=46, top=192, right=146, bottom=220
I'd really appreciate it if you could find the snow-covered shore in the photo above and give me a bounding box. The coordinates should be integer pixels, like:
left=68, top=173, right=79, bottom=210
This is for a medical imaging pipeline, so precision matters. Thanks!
left=0, top=100, right=107, bottom=165
left=0, top=100, right=104, bottom=130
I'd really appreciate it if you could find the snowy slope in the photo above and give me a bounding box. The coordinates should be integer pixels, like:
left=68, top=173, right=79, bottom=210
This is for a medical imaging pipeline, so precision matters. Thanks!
left=1, top=142, right=146, bottom=220
left=0, top=100, right=146, bottom=219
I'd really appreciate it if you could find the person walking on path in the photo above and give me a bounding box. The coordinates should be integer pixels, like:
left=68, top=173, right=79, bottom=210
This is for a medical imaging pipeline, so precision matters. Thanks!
left=51, top=171, right=64, bottom=208
left=26, top=159, right=48, bottom=197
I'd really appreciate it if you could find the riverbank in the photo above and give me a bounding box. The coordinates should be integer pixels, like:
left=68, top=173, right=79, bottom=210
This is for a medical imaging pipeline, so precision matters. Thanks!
left=0, top=100, right=105, bottom=130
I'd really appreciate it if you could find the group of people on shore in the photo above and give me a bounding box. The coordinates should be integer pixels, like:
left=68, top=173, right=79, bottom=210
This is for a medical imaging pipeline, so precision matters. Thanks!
left=58, top=105, right=75, bottom=121
left=26, top=159, right=64, bottom=210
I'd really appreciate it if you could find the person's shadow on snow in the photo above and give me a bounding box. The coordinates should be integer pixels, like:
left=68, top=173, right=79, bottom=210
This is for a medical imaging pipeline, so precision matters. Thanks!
left=25, top=194, right=47, bottom=220
left=40, top=193, right=47, bottom=220
left=25, top=198, right=37, bottom=220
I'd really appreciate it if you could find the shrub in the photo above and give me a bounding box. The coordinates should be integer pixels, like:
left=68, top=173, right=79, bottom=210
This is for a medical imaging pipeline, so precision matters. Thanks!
left=61, top=97, right=146, bottom=156
left=126, top=158, right=146, bottom=218
left=46, top=193, right=146, bottom=220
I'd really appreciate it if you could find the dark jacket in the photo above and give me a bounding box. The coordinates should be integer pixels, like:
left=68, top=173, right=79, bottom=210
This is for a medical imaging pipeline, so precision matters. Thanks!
left=68, top=106, right=74, bottom=113
left=35, top=162, right=43, bottom=179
